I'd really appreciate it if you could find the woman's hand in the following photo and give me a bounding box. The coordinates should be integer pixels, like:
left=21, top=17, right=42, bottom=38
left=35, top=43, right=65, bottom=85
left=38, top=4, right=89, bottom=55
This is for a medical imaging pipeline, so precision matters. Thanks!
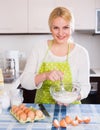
left=45, top=70, right=64, bottom=81
left=35, top=70, right=63, bottom=86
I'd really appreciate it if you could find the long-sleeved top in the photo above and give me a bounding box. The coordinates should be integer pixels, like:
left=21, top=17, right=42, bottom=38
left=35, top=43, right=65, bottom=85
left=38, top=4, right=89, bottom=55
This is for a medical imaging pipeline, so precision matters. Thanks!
left=20, top=39, right=91, bottom=100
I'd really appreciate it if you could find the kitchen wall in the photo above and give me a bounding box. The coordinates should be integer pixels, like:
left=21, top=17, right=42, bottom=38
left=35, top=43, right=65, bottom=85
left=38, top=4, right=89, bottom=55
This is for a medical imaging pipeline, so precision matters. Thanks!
left=0, top=32, right=100, bottom=71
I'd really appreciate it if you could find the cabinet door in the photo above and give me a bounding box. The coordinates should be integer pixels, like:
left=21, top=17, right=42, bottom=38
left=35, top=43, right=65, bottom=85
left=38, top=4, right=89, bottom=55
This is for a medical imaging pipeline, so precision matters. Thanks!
left=56, top=0, right=95, bottom=30
left=0, top=0, right=27, bottom=33
left=28, top=0, right=56, bottom=33
left=96, top=0, right=100, bottom=8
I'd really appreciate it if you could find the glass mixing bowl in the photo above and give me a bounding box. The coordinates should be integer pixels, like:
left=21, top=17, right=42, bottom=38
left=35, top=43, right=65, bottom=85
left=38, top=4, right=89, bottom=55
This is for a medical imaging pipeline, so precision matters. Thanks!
left=50, top=83, right=81, bottom=104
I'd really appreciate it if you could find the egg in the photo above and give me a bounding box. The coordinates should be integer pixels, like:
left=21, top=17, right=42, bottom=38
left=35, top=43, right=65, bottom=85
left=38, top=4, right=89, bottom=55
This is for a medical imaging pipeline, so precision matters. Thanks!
left=71, top=120, right=79, bottom=126
left=83, top=117, right=91, bottom=124
left=65, top=115, right=72, bottom=124
left=60, top=119, right=67, bottom=128
left=13, top=107, right=19, bottom=114
left=27, top=110, right=35, bottom=120
left=16, top=110, right=23, bottom=117
left=11, top=105, right=17, bottom=113
left=75, top=115, right=83, bottom=123
left=19, top=112, right=27, bottom=121
left=53, top=119, right=60, bottom=128
left=24, top=108, right=31, bottom=114
left=19, top=104, right=26, bottom=109
left=35, top=110, right=43, bottom=118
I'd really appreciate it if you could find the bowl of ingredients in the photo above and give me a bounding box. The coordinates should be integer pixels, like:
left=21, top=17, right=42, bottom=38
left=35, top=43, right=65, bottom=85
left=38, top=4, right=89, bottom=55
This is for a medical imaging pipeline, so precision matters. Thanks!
left=50, top=82, right=81, bottom=104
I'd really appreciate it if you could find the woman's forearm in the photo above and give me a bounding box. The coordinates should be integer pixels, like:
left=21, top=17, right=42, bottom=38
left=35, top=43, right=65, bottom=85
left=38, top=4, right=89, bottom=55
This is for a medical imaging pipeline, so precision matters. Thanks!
left=35, top=70, right=64, bottom=86
left=35, top=73, right=47, bottom=86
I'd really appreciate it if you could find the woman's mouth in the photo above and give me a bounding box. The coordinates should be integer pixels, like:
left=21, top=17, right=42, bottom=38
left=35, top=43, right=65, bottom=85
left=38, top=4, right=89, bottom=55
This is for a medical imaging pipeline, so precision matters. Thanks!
left=57, top=36, right=66, bottom=40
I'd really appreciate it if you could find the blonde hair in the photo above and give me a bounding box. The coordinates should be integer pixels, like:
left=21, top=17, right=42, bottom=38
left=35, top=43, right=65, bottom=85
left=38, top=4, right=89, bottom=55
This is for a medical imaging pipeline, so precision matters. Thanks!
left=48, top=7, right=74, bottom=31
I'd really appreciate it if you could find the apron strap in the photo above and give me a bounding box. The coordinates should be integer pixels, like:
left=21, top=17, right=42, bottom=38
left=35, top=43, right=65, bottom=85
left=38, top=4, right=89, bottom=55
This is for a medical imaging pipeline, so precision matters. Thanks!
left=42, top=40, right=70, bottom=62
left=42, top=40, right=53, bottom=62
left=67, top=43, right=70, bottom=61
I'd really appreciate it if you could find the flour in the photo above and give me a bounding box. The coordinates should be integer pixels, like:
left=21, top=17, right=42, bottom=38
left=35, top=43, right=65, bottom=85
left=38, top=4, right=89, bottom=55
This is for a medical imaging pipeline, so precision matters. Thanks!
left=52, top=91, right=78, bottom=104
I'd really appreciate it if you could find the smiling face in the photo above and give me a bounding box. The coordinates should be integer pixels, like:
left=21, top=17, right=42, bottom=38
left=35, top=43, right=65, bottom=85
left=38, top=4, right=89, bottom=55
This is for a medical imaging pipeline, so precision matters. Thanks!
left=48, top=7, right=74, bottom=45
left=50, top=17, right=72, bottom=44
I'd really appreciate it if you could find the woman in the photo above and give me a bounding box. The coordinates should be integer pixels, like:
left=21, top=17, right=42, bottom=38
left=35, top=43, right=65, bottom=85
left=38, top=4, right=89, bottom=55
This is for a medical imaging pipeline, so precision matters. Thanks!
left=20, top=7, right=91, bottom=105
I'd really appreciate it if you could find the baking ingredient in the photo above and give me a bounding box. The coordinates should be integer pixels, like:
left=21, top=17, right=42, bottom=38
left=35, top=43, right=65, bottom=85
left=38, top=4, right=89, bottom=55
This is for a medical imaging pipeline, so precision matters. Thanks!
left=24, top=108, right=30, bottom=114
left=27, top=111, right=35, bottom=120
left=83, top=117, right=91, bottom=124
left=35, top=110, right=44, bottom=118
left=53, top=119, right=60, bottom=128
left=71, top=120, right=79, bottom=126
left=65, top=115, right=72, bottom=124
left=53, top=91, right=78, bottom=104
left=19, top=112, right=27, bottom=121
left=75, top=115, right=83, bottom=123
left=60, top=119, right=67, bottom=127
left=53, top=115, right=91, bottom=128
left=16, top=110, right=23, bottom=117
left=19, top=104, right=26, bottom=109
left=10, top=104, right=45, bottom=123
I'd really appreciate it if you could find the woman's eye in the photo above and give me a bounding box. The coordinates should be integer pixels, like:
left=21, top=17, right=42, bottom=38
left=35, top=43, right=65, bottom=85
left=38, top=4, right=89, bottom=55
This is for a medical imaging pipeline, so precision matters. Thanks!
left=52, top=26, right=70, bottom=30
left=64, top=26, right=70, bottom=29
left=53, top=27, right=58, bottom=29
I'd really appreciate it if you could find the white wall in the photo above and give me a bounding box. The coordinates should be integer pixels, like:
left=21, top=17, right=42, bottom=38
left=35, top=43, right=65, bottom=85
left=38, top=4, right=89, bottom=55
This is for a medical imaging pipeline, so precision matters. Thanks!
left=0, top=32, right=100, bottom=71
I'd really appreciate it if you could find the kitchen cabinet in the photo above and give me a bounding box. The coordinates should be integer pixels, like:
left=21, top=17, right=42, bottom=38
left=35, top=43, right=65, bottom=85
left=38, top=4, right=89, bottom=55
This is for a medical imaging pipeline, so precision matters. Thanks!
left=28, top=0, right=56, bottom=33
left=0, top=0, right=97, bottom=33
left=0, top=0, right=27, bottom=33
left=28, top=0, right=95, bottom=32
left=56, top=0, right=95, bottom=30
left=95, top=0, right=100, bottom=9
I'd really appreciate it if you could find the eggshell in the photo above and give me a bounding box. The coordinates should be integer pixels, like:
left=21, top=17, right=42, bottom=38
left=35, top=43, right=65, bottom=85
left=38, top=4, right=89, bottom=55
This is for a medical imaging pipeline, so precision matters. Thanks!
left=11, top=105, right=17, bottom=113
left=35, top=110, right=43, bottom=118
left=16, top=110, right=23, bottom=117
left=13, top=107, right=19, bottom=114
left=75, top=115, right=83, bottom=123
left=53, top=119, right=60, bottom=128
left=65, top=115, right=72, bottom=124
left=22, top=106, right=28, bottom=111
left=27, top=110, right=35, bottom=120
left=24, top=108, right=31, bottom=114
left=10, top=104, right=45, bottom=123
left=19, top=104, right=26, bottom=109
left=71, top=120, right=79, bottom=126
left=83, top=117, right=91, bottom=124
left=19, top=112, right=27, bottom=121
left=60, top=119, right=67, bottom=127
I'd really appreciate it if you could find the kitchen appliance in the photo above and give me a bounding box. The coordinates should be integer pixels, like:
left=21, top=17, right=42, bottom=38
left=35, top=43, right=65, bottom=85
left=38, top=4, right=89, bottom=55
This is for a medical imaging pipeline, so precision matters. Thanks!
left=4, top=50, right=19, bottom=82
left=3, top=58, right=16, bottom=83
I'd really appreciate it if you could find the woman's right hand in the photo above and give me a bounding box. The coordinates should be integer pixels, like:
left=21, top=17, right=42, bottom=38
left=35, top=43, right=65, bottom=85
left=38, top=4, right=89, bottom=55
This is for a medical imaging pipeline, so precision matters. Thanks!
left=45, top=70, right=64, bottom=82
left=35, top=70, right=63, bottom=86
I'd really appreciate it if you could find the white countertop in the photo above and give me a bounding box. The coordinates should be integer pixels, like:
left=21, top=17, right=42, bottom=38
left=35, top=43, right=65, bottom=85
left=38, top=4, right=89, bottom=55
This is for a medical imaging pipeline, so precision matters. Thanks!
left=90, top=68, right=100, bottom=77
left=4, top=78, right=20, bottom=91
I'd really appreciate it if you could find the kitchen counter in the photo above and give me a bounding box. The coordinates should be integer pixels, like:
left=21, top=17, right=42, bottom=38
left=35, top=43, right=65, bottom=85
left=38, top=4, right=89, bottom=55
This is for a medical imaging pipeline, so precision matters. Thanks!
left=0, top=104, right=100, bottom=130
left=90, top=68, right=100, bottom=77
left=4, top=78, right=20, bottom=90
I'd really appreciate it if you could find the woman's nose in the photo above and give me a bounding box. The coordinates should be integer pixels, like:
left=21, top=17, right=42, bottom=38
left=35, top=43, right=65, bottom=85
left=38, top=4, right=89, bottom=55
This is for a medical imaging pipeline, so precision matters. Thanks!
left=58, top=29, right=64, bottom=36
